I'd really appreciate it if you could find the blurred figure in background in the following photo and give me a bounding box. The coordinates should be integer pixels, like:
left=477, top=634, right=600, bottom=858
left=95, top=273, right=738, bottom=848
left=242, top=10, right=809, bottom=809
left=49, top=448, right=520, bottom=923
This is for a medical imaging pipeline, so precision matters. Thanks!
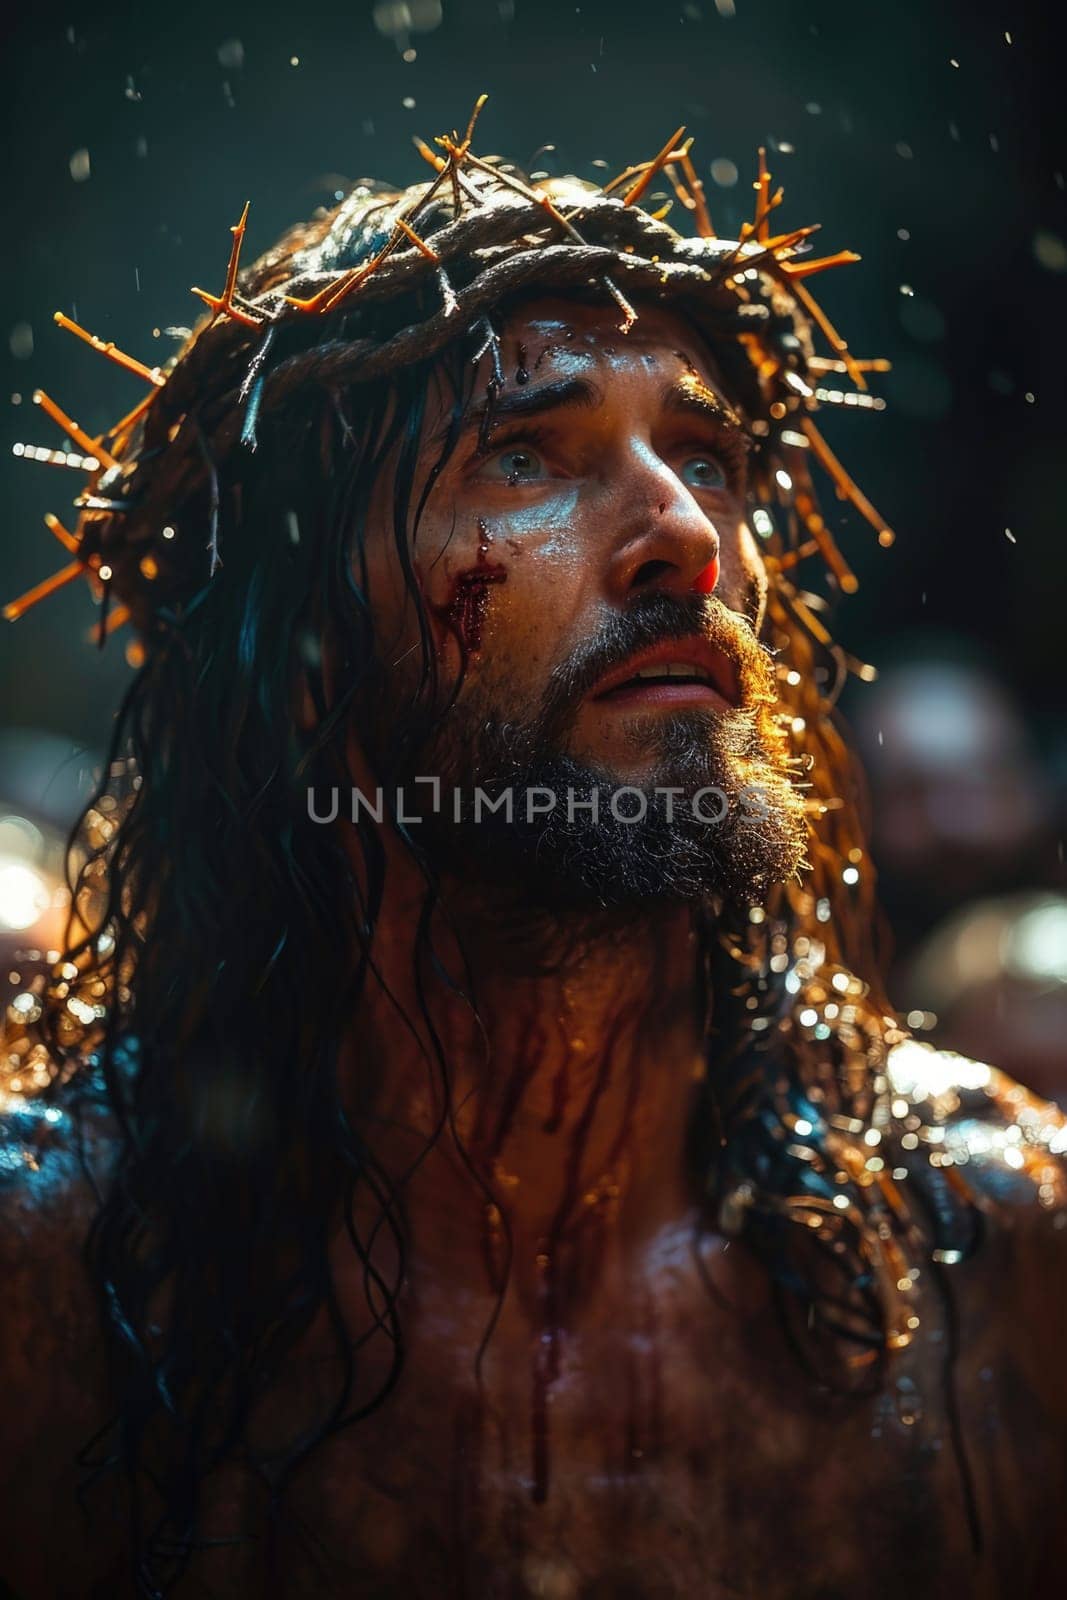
left=853, top=649, right=1065, bottom=1103
left=854, top=652, right=1060, bottom=965
left=899, top=891, right=1067, bottom=1110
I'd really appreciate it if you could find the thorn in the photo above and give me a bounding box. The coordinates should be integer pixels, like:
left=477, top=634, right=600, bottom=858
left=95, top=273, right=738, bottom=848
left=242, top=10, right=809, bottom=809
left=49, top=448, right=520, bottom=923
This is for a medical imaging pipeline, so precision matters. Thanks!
left=53, top=312, right=165, bottom=387
left=3, top=559, right=86, bottom=621
left=780, top=250, right=861, bottom=280
left=622, top=125, right=687, bottom=207
left=755, top=148, right=772, bottom=242
left=33, top=389, right=119, bottom=472
left=603, top=276, right=637, bottom=333
left=462, top=93, right=490, bottom=149
left=190, top=201, right=262, bottom=328
left=44, top=512, right=80, bottom=555
left=679, top=148, right=715, bottom=238
left=86, top=603, right=130, bottom=642
left=413, top=135, right=447, bottom=173
left=108, top=390, right=157, bottom=444
left=801, top=417, right=893, bottom=543
left=190, top=285, right=261, bottom=329
left=395, top=217, right=440, bottom=262
left=793, top=489, right=858, bottom=593
left=790, top=281, right=868, bottom=392
left=808, top=357, right=891, bottom=375
left=775, top=538, right=821, bottom=571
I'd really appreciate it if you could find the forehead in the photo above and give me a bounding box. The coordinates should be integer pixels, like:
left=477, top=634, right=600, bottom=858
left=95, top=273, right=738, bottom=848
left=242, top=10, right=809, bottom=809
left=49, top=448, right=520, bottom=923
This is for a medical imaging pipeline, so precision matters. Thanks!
left=496, top=293, right=722, bottom=385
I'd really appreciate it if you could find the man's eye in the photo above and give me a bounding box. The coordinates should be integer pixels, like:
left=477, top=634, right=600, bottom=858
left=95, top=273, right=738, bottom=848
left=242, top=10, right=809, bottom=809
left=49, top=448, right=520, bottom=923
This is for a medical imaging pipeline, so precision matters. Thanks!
left=484, top=446, right=544, bottom=481
left=679, top=455, right=727, bottom=491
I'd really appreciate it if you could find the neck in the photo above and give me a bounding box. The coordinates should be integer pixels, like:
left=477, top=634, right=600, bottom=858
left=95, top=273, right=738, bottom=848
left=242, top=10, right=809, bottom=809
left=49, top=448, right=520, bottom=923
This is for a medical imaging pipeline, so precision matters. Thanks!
left=342, top=865, right=712, bottom=1315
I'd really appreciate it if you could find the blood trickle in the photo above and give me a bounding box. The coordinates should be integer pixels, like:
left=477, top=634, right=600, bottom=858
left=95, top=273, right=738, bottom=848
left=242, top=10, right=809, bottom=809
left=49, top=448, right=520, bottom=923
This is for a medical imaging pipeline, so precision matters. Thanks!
left=516, top=342, right=530, bottom=385
left=528, top=1001, right=641, bottom=1503
left=431, top=521, right=507, bottom=654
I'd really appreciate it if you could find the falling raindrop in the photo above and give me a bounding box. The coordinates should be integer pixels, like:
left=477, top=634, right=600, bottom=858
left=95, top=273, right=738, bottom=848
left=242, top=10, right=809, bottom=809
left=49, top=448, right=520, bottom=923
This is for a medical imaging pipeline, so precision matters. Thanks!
left=9, top=323, right=33, bottom=360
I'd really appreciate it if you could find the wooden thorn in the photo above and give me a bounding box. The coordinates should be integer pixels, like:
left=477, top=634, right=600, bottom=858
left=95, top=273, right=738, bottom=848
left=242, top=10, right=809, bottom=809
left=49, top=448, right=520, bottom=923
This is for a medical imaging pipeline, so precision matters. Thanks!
left=108, top=390, right=157, bottom=443
left=320, top=260, right=381, bottom=313
left=53, top=312, right=165, bottom=388
left=3, top=559, right=85, bottom=621
left=462, top=92, right=490, bottom=148
left=43, top=512, right=80, bottom=555
left=779, top=582, right=833, bottom=648
left=781, top=250, right=862, bottom=280
left=622, top=125, right=687, bottom=207
left=190, top=201, right=262, bottom=328
left=87, top=603, right=130, bottom=642
left=225, top=202, right=251, bottom=299
left=790, top=281, right=867, bottom=392
left=665, top=161, right=697, bottom=215
left=189, top=285, right=261, bottom=329
left=775, top=538, right=821, bottom=571
left=603, top=276, right=637, bottom=332
left=395, top=217, right=440, bottom=262
left=679, top=148, right=715, bottom=238
left=755, top=148, right=771, bottom=242
left=602, top=160, right=647, bottom=197
left=763, top=222, right=822, bottom=253
left=808, top=356, right=891, bottom=375
left=793, top=493, right=858, bottom=593
left=283, top=281, right=346, bottom=313
left=801, top=417, right=893, bottom=544
left=413, top=135, right=447, bottom=173
left=739, top=181, right=783, bottom=248
left=33, top=390, right=119, bottom=472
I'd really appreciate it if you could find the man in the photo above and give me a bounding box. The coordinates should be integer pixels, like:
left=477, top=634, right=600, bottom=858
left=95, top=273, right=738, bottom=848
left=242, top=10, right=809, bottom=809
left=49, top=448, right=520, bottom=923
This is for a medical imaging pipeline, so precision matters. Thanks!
left=2, top=109, right=1065, bottom=1598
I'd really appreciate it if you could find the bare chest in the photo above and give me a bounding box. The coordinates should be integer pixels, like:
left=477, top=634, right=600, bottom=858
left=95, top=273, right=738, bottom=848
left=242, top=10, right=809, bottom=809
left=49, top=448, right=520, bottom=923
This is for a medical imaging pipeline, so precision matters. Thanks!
left=264, top=1252, right=978, bottom=1599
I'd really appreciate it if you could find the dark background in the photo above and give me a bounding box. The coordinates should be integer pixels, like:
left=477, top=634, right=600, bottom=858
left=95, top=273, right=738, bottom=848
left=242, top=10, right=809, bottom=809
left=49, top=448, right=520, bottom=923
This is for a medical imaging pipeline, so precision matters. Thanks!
left=1, top=0, right=1064, bottom=1015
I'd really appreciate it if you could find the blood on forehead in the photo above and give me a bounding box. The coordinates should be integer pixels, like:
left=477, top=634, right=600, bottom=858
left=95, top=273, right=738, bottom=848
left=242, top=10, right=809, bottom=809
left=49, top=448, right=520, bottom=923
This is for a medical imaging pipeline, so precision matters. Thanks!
left=491, top=296, right=729, bottom=394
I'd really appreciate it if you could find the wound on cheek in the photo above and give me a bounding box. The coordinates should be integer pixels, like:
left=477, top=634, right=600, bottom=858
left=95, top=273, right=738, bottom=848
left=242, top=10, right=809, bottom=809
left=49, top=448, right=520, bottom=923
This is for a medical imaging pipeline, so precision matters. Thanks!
left=432, top=524, right=507, bottom=654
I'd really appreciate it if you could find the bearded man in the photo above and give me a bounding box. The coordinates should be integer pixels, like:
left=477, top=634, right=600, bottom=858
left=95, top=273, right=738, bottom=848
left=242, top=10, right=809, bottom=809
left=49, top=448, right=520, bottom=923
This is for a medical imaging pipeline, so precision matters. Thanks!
left=2, top=108, right=1065, bottom=1600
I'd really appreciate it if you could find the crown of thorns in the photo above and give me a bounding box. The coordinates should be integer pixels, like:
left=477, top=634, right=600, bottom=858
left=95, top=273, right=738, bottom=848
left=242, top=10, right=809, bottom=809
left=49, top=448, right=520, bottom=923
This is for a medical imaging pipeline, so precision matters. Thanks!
left=7, top=97, right=892, bottom=663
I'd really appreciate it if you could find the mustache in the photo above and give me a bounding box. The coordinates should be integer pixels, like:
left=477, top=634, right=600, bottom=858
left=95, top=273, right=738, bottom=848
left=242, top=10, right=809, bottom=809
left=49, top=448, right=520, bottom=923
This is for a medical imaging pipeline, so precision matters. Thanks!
left=539, top=593, right=769, bottom=728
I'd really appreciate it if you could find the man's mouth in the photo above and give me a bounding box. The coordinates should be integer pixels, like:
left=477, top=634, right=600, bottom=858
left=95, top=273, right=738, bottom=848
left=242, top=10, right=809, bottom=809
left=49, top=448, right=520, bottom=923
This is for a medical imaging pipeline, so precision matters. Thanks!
left=588, top=636, right=741, bottom=712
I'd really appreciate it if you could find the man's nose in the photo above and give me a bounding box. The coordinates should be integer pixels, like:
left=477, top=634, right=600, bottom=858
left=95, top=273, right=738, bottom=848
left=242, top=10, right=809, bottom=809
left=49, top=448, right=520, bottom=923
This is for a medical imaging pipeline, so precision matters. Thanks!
left=603, top=447, right=721, bottom=603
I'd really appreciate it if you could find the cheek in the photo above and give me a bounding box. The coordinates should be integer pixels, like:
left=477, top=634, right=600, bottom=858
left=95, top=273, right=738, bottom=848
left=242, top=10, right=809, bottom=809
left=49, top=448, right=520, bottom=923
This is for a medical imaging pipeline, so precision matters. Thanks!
left=416, top=493, right=590, bottom=667
left=731, top=521, right=769, bottom=628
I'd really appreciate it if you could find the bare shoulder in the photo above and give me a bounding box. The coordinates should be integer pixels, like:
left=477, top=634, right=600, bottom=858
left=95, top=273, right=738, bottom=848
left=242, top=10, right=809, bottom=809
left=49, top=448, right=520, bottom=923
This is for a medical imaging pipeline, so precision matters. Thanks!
left=0, top=1084, right=119, bottom=1409
left=885, top=1037, right=1067, bottom=1215
left=0, top=1090, right=126, bottom=1596
left=0, top=1087, right=113, bottom=1311
left=886, top=1038, right=1067, bottom=1395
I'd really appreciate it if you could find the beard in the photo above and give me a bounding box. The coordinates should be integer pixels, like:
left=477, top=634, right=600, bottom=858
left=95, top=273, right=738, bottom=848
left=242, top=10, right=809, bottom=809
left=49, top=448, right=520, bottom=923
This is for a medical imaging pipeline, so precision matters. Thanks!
left=371, top=593, right=809, bottom=917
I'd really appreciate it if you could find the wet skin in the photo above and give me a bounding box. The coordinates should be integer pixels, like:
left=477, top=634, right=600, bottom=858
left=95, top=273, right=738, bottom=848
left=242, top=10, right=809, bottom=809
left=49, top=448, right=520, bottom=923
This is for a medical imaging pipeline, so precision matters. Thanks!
left=2, top=302, right=1067, bottom=1598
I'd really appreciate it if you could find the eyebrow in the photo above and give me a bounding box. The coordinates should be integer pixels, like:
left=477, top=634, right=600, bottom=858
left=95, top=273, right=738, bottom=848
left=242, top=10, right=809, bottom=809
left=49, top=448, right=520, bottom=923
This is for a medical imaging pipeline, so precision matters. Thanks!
left=437, top=370, right=745, bottom=449
left=461, top=376, right=601, bottom=435
left=661, top=375, right=744, bottom=432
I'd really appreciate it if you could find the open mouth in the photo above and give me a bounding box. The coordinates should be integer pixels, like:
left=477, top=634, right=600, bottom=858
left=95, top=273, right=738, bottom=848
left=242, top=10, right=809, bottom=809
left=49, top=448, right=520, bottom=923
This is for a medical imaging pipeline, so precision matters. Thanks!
left=589, top=637, right=741, bottom=711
